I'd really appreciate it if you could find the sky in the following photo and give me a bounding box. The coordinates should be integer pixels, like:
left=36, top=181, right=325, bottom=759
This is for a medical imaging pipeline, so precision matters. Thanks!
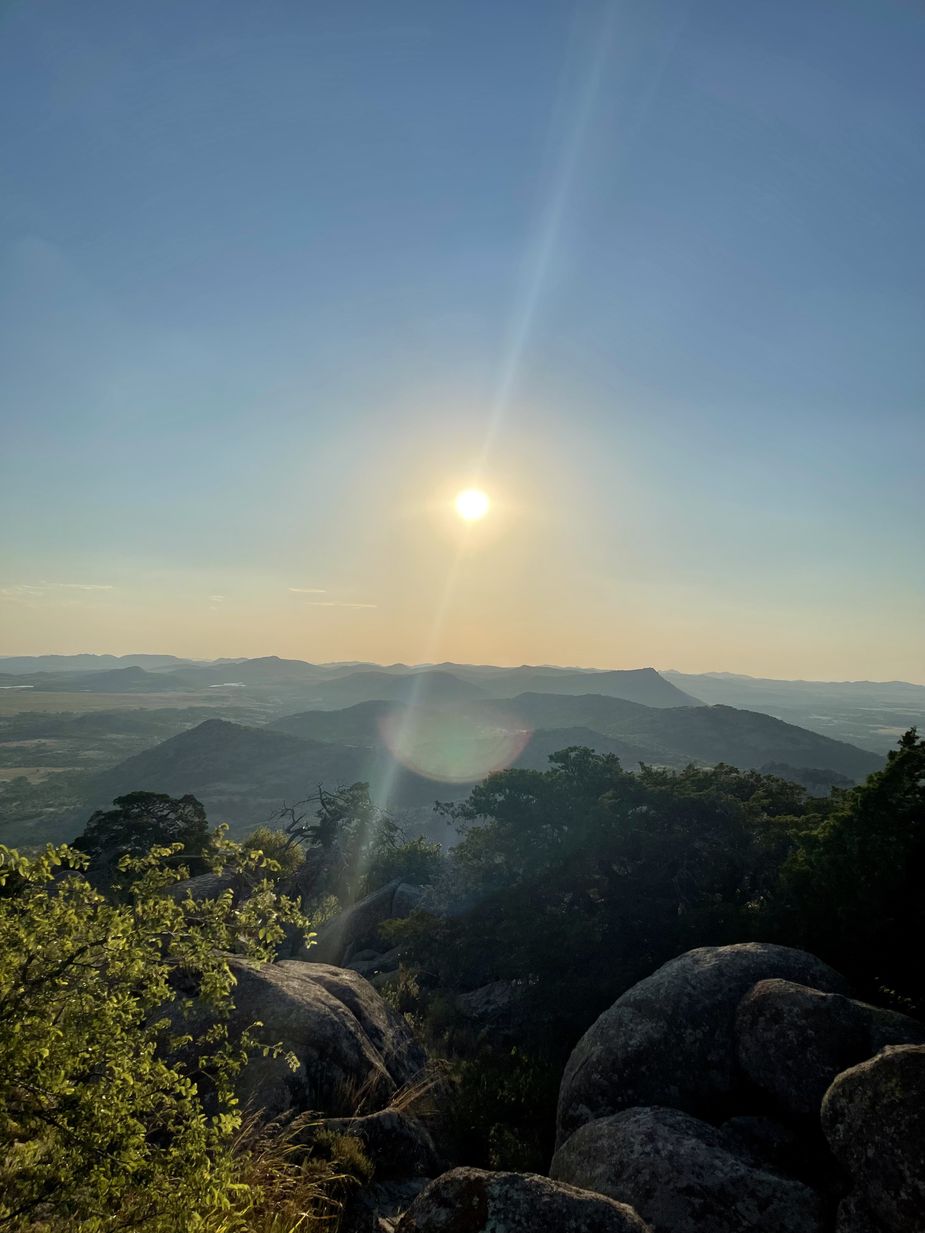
left=1, top=0, right=922, bottom=681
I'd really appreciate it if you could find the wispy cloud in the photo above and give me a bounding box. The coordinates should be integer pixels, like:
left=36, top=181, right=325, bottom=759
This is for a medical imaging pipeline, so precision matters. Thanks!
left=305, top=600, right=378, bottom=609
left=288, top=586, right=375, bottom=609
left=0, top=581, right=115, bottom=600
left=209, top=594, right=225, bottom=603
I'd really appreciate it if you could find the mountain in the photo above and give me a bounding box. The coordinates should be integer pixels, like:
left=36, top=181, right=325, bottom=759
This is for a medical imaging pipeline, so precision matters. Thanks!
left=477, top=667, right=701, bottom=708
left=186, top=656, right=326, bottom=684
left=84, top=717, right=473, bottom=832
left=0, top=658, right=700, bottom=715
left=663, top=671, right=925, bottom=754
left=271, top=699, right=398, bottom=743
left=272, top=691, right=882, bottom=780
left=292, top=669, right=489, bottom=710
left=663, top=670, right=925, bottom=709
left=514, top=726, right=657, bottom=769
left=85, top=719, right=369, bottom=828
left=496, top=693, right=881, bottom=778
left=0, top=654, right=196, bottom=674
left=8, top=688, right=885, bottom=848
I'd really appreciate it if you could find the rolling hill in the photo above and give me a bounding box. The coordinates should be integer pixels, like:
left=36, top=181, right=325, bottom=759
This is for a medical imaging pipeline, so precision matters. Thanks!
left=272, top=691, right=882, bottom=780
left=82, top=717, right=475, bottom=832
left=663, top=671, right=925, bottom=754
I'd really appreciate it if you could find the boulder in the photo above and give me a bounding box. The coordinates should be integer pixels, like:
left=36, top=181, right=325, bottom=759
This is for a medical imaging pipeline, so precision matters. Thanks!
left=310, top=881, right=424, bottom=966
left=347, top=948, right=403, bottom=978
left=551, top=1106, right=823, bottom=1233
left=822, top=1044, right=925, bottom=1233
left=393, top=883, right=425, bottom=919
left=181, top=957, right=425, bottom=1118
left=556, top=944, right=848, bottom=1144
left=735, top=979, right=925, bottom=1116
left=455, top=980, right=522, bottom=1024
left=395, top=1168, right=652, bottom=1232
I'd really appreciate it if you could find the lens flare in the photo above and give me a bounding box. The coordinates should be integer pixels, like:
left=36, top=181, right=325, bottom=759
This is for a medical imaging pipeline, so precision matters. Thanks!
left=455, top=488, right=490, bottom=522
left=379, top=706, right=529, bottom=783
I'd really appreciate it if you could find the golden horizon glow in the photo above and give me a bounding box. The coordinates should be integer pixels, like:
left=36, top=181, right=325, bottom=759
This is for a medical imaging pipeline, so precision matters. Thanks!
left=454, top=487, right=490, bottom=522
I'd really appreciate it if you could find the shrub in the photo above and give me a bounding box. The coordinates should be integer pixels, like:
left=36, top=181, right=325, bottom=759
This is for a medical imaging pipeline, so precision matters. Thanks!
left=0, top=835, right=316, bottom=1231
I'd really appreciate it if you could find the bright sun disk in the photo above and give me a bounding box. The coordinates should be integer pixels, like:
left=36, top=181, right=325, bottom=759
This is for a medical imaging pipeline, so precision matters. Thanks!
left=455, top=488, right=490, bottom=521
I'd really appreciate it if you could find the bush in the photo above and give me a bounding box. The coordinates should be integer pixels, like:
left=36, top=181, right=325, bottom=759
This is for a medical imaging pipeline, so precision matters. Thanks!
left=0, top=835, right=320, bottom=1231
left=241, top=826, right=306, bottom=878
left=362, top=835, right=445, bottom=894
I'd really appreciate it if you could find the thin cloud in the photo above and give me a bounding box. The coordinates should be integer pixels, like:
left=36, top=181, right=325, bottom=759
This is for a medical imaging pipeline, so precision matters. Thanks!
left=305, top=600, right=378, bottom=609
left=209, top=594, right=225, bottom=603
left=288, top=586, right=375, bottom=608
left=0, top=581, right=115, bottom=599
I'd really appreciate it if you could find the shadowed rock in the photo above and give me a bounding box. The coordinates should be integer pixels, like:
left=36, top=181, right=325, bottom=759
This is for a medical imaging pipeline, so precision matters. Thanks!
left=395, top=1168, right=652, bottom=1233
left=308, top=881, right=424, bottom=966
left=736, top=979, right=925, bottom=1116
left=179, top=957, right=425, bottom=1118
left=551, top=1106, right=823, bottom=1233
left=822, top=1044, right=925, bottom=1233
left=556, top=943, right=848, bottom=1144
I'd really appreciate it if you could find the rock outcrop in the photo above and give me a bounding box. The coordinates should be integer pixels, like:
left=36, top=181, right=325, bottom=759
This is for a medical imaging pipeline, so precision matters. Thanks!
left=822, top=1044, right=925, bottom=1233
left=556, top=944, right=848, bottom=1144
left=309, top=880, right=424, bottom=966
left=551, top=1106, right=823, bottom=1233
left=181, top=957, right=425, bottom=1118
left=735, top=978, right=925, bottom=1116
left=395, top=1168, right=652, bottom=1232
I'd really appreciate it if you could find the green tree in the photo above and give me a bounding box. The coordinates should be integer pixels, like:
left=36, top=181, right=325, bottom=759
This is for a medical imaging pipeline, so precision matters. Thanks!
left=73, top=791, right=212, bottom=880
left=0, top=834, right=309, bottom=1231
left=781, top=727, right=925, bottom=1008
left=389, top=750, right=827, bottom=1170
left=271, top=783, right=398, bottom=905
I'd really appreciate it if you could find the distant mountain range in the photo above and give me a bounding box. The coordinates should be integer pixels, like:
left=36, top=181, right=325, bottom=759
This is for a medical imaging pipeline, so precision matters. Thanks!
left=2, top=655, right=916, bottom=846
left=0, top=654, right=196, bottom=673
left=0, top=657, right=699, bottom=709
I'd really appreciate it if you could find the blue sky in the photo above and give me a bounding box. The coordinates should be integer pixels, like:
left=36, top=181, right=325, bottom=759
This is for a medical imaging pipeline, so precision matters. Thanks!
left=1, top=0, right=922, bottom=679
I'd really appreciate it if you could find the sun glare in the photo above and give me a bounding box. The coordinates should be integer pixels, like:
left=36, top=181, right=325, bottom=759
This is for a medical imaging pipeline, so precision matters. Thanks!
left=455, top=488, right=490, bottom=522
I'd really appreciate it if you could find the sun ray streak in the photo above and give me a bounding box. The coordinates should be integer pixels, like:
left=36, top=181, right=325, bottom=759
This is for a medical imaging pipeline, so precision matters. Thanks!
left=375, top=8, right=621, bottom=816
left=368, top=2, right=694, bottom=818
left=477, top=1, right=619, bottom=474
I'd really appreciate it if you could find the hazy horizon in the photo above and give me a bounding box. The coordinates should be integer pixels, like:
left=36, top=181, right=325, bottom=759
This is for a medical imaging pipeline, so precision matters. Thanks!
left=2, top=649, right=924, bottom=689
left=2, top=1, right=922, bottom=685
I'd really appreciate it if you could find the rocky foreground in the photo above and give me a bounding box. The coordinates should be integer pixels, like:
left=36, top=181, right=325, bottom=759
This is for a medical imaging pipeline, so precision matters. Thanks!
left=207, top=934, right=924, bottom=1233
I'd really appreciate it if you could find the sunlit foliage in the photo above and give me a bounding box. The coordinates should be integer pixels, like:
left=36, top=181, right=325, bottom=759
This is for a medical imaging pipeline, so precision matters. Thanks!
left=0, top=835, right=310, bottom=1231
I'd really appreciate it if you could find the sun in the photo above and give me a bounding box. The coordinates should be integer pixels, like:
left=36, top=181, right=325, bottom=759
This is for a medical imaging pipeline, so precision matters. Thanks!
left=455, top=488, right=490, bottom=522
